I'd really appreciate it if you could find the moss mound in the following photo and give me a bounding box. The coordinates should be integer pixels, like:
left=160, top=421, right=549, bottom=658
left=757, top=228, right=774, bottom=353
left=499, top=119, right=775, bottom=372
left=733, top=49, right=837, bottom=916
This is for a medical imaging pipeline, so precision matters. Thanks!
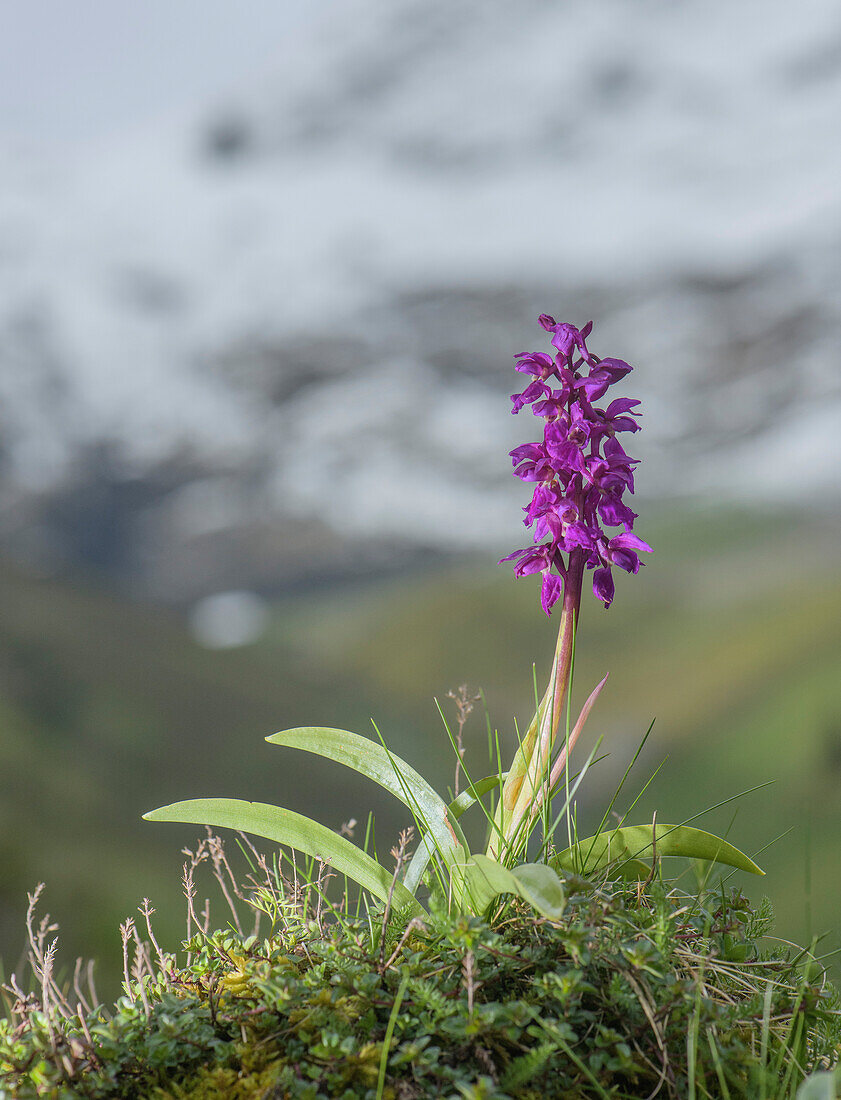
left=2, top=872, right=839, bottom=1099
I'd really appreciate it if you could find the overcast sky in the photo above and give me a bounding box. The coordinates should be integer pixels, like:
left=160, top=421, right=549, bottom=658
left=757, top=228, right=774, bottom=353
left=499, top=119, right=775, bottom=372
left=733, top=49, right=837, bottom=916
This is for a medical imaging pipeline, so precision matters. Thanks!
left=0, top=0, right=315, bottom=147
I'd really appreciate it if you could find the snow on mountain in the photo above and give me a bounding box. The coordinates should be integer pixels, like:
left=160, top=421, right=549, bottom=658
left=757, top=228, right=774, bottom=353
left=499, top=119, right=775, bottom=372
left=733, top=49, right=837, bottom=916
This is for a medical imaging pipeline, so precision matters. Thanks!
left=1, top=0, right=840, bottom=596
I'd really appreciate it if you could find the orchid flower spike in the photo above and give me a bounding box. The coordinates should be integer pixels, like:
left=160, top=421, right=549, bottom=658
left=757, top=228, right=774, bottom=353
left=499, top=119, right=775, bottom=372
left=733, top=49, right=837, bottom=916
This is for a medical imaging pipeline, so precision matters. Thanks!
left=501, top=317, right=651, bottom=613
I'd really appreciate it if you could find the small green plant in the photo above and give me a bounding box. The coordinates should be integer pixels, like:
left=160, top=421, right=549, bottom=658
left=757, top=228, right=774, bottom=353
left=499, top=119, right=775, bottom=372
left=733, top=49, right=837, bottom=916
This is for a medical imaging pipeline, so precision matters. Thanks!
left=143, top=317, right=760, bottom=924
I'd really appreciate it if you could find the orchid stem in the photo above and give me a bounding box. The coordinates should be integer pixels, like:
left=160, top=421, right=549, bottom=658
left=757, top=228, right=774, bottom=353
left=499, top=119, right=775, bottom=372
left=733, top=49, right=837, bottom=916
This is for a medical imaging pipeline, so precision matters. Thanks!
left=487, top=551, right=584, bottom=861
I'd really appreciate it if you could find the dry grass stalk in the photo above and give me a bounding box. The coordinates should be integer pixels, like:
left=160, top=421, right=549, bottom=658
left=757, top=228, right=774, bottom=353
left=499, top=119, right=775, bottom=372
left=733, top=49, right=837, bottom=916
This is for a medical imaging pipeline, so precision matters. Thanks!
left=314, top=860, right=335, bottom=934
left=447, top=684, right=481, bottom=796
left=25, top=886, right=74, bottom=1021
left=205, top=828, right=246, bottom=934
left=128, top=921, right=152, bottom=1019
left=139, top=898, right=167, bottom=975
left=379, top=827, right=415, bottom=973
left=384, top=917, right=428, bottom=971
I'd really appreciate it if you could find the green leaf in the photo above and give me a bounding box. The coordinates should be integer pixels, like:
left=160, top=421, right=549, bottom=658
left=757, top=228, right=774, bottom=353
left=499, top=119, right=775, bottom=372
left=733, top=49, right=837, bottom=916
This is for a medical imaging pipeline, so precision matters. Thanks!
left=553, top=824, right=764, bottom=877
left=266, top=727, right=467, bottom=866
left=604, top=858, right=652, bottom=882
left=462, top=854, right=566, bottom=919
left=402, top=834, right=440, bottom=897
left=449, top=774, right=507, bottom=820
left=402, top=774, right=506, bottom=895
left=143, top=798, right=424, bottom=917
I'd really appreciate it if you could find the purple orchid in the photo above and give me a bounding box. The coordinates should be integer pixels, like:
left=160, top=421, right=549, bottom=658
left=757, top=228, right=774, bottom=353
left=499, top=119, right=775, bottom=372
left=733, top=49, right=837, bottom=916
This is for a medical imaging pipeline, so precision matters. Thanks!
left=501, top=317, right=651, bottom=613
left=510, top=380, right=550, bottom=414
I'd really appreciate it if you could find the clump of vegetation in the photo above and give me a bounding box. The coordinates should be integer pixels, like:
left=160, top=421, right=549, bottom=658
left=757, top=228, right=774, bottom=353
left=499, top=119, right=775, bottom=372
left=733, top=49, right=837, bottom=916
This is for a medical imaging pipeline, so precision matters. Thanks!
left=2, top=827, right=840, bottom=1099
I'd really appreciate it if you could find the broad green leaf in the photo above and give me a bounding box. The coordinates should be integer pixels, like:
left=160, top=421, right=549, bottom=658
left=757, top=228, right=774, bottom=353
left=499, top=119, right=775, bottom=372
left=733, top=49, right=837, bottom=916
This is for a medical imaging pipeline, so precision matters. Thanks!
left=599, top=858, right=651, bottom=882
left=266, top=727, right=467, bottom=867
left=553, top=824, right=764, bottom=877
left=509, top=862, right=567, bottom=916
left=403, top=774, right=507, bottom=894
left=143, top=798, right=424, bottom=917
left=462, top=854, right=566, bottom=919
left=797, top=1069, right=841, bottom=1100
left=402, top=834, right=440, bottom=896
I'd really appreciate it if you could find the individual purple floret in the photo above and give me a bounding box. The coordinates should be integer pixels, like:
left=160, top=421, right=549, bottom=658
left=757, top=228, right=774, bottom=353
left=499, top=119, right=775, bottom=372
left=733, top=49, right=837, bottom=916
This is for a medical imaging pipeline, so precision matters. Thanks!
left=501, top=316, right=651, bottom=614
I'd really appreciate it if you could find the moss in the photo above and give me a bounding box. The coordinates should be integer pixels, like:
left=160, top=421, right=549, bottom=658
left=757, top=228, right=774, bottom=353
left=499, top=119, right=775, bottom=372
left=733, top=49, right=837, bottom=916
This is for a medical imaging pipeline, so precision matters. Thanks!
left=151, top=1060, right=284, bottom=1099
left=4, top=876, right=838, bottom=1099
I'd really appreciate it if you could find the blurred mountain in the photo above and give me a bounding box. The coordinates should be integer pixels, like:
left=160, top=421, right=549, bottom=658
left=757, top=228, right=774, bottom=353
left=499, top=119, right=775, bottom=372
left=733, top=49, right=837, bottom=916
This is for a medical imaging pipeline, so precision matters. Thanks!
left=1, top=0, right=840, bottom=599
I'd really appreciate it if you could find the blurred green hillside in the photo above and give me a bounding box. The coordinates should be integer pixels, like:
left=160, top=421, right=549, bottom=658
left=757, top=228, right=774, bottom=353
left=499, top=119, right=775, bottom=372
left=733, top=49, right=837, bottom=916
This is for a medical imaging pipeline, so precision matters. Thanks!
left=2, top=503, right=841, bottom=999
